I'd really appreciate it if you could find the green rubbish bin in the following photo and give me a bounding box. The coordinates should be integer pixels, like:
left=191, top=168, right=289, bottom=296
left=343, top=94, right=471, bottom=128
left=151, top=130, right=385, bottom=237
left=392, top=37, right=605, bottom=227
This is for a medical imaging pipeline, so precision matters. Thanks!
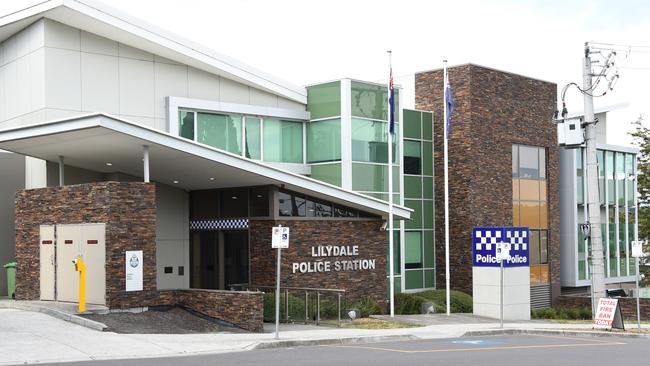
left=4, top=262, right=16, bottom=299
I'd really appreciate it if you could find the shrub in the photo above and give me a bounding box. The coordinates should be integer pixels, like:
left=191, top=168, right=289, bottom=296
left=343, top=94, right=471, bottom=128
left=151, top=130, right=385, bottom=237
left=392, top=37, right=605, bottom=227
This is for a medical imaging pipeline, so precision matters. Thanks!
left=414, top=290, right=473, bottom=313
left=394, top=293, right=427, bottom=315
left=357, top=296, right=383, bottom=317
left=263, top=292, right=307, bottom=322
left=531, top=307, right=591, bottom=320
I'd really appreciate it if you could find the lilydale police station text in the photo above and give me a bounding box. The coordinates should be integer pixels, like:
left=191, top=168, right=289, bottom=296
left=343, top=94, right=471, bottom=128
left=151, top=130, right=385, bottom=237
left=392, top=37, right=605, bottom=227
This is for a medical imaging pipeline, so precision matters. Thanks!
left=292, top=245, right=376, bottom=274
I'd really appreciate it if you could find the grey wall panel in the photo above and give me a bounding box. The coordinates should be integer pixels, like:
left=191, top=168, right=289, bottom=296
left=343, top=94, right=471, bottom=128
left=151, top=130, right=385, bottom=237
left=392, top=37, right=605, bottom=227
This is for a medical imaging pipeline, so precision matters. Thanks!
left=0, top=153, right=25, bottom=295
left=155, top=183, right=189, bottom=289
left=559, top=148, right=578, bottom=286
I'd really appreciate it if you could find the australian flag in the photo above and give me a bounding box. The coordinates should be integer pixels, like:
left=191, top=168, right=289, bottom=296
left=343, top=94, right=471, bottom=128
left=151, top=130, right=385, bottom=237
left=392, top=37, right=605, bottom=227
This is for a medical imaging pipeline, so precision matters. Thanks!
left=389, top=66, right=395, bottom=135
left=445, top=82, right=454, bottom=139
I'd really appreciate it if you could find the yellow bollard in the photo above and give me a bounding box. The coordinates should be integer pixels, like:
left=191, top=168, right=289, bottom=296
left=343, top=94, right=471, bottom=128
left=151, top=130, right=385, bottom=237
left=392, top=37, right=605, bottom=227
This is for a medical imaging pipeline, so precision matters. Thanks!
left=73, top=256, right=86, bottom=313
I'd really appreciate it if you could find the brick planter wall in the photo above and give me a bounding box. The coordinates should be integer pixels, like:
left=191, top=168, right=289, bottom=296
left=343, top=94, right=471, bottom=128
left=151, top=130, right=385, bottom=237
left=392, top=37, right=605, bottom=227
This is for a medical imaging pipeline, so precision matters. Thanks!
left=14, top=182, right=157, bottom=308
left=415, top=65, right=559, bottom=302
left=558, top=295, right=650, bottom=321
left=249, top=219, right=386, bottom=307
left=156, top=289, right=263, bottom=332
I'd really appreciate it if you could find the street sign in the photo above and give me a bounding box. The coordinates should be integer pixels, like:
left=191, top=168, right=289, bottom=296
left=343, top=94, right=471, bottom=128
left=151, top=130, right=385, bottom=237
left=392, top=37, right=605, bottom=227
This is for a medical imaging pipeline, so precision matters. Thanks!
left=631, top=241, right=644, bottom=258
left=593, top=298, right=625, bottom=330
left=272, top=226, right=289, bottom=249
left=472, top=227, right=529, bottom=267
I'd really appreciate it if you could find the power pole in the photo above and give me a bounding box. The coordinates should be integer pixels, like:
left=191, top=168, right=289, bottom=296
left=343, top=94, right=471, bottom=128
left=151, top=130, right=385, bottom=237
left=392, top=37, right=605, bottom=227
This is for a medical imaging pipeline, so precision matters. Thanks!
left=583, top=43, right=607, bottom=304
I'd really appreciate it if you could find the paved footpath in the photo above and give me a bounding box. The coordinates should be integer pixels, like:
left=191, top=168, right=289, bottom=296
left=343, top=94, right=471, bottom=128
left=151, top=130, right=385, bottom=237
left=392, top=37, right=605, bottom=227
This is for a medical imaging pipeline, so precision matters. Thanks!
left=0, top=308, right=648, bottom=365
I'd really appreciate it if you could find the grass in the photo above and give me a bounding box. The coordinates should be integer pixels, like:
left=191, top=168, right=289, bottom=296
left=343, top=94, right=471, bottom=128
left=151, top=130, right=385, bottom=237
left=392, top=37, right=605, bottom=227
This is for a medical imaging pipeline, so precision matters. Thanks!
left=342, top=318, right=420, bottom=329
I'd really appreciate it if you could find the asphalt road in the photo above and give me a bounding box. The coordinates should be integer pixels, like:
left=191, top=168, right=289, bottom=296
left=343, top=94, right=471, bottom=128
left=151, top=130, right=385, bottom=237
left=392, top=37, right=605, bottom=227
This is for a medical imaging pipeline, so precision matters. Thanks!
left=39, top=334, right=645, bottom=366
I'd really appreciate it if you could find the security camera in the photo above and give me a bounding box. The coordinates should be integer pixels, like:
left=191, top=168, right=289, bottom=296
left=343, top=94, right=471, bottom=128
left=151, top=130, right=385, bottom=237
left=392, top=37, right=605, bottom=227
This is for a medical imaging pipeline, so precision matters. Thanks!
left=380, top=221, right=388, bottom=231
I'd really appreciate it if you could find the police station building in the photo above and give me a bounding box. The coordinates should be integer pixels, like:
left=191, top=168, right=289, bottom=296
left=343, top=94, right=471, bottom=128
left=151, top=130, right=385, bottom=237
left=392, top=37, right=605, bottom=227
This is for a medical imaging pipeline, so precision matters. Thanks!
left=0, top=0, right=638, bottom=331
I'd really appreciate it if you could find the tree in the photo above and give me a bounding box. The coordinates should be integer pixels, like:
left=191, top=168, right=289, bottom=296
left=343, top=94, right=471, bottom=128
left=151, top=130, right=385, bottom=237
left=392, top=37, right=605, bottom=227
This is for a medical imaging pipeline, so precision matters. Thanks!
left=629, top=115, right=650, bottom=286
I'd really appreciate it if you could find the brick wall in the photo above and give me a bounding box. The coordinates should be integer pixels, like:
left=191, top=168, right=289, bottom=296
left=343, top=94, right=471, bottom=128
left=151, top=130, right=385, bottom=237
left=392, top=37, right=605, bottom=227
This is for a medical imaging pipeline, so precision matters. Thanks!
left=415, top=65, right=559, bottom=301
left=14, top=182, right=157, bottom=308
left=558, top=295, right=650, bottom=321
left=156, top=289, right=263, bottom=332
left=249, top=219, right=387, bottom=307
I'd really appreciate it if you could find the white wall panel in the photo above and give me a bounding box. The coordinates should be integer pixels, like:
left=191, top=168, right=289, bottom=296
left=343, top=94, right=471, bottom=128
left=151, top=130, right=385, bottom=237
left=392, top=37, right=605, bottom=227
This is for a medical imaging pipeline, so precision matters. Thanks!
left=118, top=58, right=154, bottom=117
left=44, top=20, right=79, bottom=51
left=278, top=96, right=307, bottom=111
left=3, top=62, right=18, bottom=119
left=156, top=183, right=190, bottom=290
left=220, top=77, right=250, bottom=104
left=188, top=67, right=219, bottom=101
left=154, top=62, right=188, bottom=120
left=81, top=52, right=118, bottom=114
left=119, top=114, right=156, bottom=129
left=80, top=31, right=117, bottom=56
left=250, top=87, right=278, bottom=108
left=45, top=48, right=81, bottom=111
left=29, top=48, right=45, bottom=112
left=118, top=43, right=153, bottom=61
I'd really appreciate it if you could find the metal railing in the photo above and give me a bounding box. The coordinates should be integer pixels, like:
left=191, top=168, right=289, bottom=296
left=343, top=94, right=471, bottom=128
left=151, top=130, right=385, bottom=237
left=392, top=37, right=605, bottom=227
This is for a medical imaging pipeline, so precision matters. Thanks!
left=238, top=285, right=346, bottom=327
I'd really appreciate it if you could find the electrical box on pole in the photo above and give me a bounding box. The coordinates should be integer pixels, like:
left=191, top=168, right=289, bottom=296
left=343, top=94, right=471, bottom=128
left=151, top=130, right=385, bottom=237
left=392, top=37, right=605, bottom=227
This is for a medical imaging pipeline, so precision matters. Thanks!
left=557, top=117, right=584, bottom=147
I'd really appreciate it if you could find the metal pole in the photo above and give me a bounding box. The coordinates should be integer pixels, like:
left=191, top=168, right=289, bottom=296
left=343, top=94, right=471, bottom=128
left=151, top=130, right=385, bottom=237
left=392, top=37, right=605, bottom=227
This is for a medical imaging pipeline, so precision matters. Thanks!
left=316, top=292, right=321, bottom=325
left=143, top=145, right=150, bottom=183
left=305, top=291, right=308, bottom=324
left=274, top=225, right=282, bottom=340
left=337, top=293, right=341, bottom=327
left=58, top=156, right=64, bottom=186
left=387, top=50, right=395, bottom=318
left=500, top=258, right=504, bottom=329
left=583, top=43, right=606, bottom=307
left=636, top=256, right=641, bottom=330
left=443, top=60, right=451, bottom=316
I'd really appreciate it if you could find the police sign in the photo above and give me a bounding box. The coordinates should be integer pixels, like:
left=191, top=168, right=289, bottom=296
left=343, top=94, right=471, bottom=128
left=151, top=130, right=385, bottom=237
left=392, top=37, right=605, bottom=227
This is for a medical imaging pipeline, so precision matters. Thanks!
left=472, top=227, right=530, bottom=267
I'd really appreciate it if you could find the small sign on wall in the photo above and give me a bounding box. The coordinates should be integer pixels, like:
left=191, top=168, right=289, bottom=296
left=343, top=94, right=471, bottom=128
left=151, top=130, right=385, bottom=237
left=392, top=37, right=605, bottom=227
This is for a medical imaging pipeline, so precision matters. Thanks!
left=125, top=250, right=143, bottom=292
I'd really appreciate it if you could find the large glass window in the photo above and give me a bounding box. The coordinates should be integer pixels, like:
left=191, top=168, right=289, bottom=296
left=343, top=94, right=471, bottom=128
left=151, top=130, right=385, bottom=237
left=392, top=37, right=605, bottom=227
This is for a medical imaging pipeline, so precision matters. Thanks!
left=307, top=119, right=341, bottom=163
left=263, top=119, right=303, bottom=163
left=179, top=110, right=195, bottom=140
left=404, top=140, right=422, bottom=175
left=197, top=113, right=242, bottom=154
left=351, top=81, right=388, bottom=121
left=245, top=117, right=261, bottom=160
left=518, top=145, right=540, bottom=179
left=307, top=81, right=341, bottom=120
left=405, top=231, right=423, bottom=269
left=351, top=119, right=397, bottom=163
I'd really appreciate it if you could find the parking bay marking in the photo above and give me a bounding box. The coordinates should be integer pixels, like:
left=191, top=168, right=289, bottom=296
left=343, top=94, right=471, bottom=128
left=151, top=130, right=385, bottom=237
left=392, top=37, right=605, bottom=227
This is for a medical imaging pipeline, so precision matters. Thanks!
left=324, top=336, right=625, bottom=354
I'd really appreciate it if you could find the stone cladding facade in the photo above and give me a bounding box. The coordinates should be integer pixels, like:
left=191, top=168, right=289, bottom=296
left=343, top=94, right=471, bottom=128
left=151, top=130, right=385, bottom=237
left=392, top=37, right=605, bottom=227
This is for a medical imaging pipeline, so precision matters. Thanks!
left=415, top=64, right=560, bottom=303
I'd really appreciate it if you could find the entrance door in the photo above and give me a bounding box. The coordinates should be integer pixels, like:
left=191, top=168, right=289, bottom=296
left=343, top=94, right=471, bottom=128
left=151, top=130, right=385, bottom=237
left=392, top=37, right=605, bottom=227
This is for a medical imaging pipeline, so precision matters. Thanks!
left=224, top=231, right=249, bottom=288
left=54, top=224, right=106, bottom=305
left=190, top=230, right=249, bottom=290
left=81, top=224, right=106, bottom=305
left=39, top=225, right=55, bottom=301
left=56, top=225, right=81, bottom=303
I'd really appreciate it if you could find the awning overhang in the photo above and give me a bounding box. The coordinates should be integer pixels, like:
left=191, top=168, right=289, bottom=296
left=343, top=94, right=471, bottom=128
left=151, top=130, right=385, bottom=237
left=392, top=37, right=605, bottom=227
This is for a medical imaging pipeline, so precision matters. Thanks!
left=0, top=114, right=411, bottom=220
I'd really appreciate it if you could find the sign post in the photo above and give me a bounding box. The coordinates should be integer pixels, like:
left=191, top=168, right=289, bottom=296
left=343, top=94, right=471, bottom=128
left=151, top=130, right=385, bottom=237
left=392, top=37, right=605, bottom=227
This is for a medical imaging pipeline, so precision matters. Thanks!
left=496, top=242, right=511, bottom=329
left=631, top=240, right=644, bottom=330
left=271, top=225, right=289, bottom=340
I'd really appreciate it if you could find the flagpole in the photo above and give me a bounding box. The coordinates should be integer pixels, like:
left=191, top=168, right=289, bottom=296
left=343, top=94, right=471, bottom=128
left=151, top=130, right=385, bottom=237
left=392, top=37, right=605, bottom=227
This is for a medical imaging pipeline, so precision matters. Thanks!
left=443, top=60, right=451, bottom=316
left=387, top=50, right=395, bottom=318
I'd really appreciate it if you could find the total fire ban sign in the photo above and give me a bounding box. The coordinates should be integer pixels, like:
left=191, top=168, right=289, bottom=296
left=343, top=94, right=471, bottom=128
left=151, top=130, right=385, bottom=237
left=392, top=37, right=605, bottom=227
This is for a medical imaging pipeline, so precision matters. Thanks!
left=593, top=298, right=625, bottom=330
left=472, top=227, right=530, bottom=267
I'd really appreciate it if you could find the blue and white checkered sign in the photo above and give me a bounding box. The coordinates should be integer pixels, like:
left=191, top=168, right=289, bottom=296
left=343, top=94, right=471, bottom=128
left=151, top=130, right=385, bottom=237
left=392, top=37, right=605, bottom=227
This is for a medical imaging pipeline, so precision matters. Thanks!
left=472, top=227, right=530, bottom=267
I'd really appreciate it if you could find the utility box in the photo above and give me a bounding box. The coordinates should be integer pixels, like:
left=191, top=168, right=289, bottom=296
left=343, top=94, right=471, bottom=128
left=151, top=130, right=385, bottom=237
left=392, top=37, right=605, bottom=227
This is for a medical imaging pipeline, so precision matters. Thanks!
left=557, top=117, right=584, bottom=147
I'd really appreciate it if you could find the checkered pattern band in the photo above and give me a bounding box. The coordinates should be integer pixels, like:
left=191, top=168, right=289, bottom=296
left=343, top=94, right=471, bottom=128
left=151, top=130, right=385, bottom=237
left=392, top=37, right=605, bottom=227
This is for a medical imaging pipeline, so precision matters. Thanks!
left=474, top=228, right=501, bottom=251
left=190, top=219, right=249, bottom=230
left=505, top=228, right=528, bottom=251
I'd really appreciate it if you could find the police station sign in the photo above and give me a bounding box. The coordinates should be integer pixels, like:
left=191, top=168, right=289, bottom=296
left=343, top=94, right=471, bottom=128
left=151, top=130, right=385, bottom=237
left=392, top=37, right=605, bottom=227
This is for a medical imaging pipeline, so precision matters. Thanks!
left=472, top=227, right=530, bottom=267
left=291, top=245, right=376, bottom=274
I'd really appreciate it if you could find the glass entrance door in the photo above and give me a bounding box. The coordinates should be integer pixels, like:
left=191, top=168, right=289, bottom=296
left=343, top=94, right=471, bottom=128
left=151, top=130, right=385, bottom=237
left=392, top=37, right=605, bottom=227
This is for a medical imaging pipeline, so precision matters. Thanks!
left=190, top=230, right=248, bottom=290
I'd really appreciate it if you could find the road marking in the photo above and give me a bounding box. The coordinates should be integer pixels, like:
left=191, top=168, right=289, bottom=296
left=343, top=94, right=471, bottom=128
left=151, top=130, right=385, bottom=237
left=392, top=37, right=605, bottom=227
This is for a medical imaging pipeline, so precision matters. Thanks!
left=325, top=338, right=626, bottom=354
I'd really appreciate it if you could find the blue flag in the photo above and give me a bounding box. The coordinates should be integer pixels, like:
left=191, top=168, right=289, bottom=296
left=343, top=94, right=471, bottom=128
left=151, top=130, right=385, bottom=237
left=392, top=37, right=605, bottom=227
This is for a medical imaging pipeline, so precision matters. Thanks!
left=445, top=82, right=454, bottom=139
left=389, top=67, right=395, bottom=134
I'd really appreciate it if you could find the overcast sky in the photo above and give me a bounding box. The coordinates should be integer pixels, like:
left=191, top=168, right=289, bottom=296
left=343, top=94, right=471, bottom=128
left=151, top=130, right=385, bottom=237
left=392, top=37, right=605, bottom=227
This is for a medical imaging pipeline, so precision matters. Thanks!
left=2, top=0, right=650, bottom=147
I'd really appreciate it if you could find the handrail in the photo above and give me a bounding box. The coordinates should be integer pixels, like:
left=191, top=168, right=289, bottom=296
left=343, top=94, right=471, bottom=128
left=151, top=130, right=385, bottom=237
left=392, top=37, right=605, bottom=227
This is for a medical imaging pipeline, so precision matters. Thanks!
left=245, top=284, right=346, bottom=294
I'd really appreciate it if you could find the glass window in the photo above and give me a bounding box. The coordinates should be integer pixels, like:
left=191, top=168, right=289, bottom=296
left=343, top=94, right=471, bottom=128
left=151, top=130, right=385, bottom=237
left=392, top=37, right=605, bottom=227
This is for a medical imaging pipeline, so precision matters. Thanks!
left=405, top=231, right=423, bottom=269
left=540, top=230, right=548, bottom=263
left=616, top=152, right=625, bottom=206
left=278, top=191, right=306, bottom=217
left=403, top=109, right=422, bottom=139
left=245, top=117, right=261, bottom=160
left=352, top=163, right=399, bottom=193
left=626, top=154, right=635, bottom=207
left=539, top=147, right=546, bottom=179
left=179, top=110, right=195, bottom=140
left=310, top=163, right=342, bottom=187
left=278, top=191, right=292, bottom=217
left=422, top=141, right=433, bottom=176
left=530, top=230, right=540, bottom=265
left=607, top=151, right=615, bottom=205
left=518, top=145, right=539, bottom=179
left=520, top=201, right=540, bottom=229
left=197, top=113, right=242, bottom=154
left=307, top=81, right=341, bottom=120
left=404, top=176, right=422, bottom=199
left=576, top=149, right=584, bottom=204
left=263, top=119, right=303, bottom=163
left=519, top=179, right=540, bottom=201
left=333, top=205, right=357, bottom=217
left=249, top=187, right=269, bottom=217
left=307, top=119, right=341, bottom=163
left=404, top=140, right=422, bottom=175
left=190, top=190, right=219, bottom=219
left=352, top=119, right=388, bottom=163
left=351, top=81, right=388, bottom=121
left=597, top=150, right=605, bottom=203
left=422, top=112, right=433, bottom=141
left=306, top=199, right=332, bottom=217
left=512, top=145, right=519, bottom=178
left=220, top=189, right=248, bottom=218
